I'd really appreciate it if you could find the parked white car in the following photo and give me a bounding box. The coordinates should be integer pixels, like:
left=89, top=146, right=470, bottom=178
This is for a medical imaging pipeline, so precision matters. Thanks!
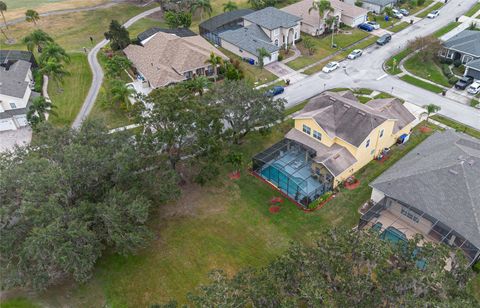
left=322, top=61, right=340, bottom=73
left=366, top=21, right=380, bottom=30
left=348, top=49, right=363, bottom=59
left=467, top=82, right=480, bottom=95
left=427, top=10, right=440, bottom=18
left=392, top=9, right=403, bottom=19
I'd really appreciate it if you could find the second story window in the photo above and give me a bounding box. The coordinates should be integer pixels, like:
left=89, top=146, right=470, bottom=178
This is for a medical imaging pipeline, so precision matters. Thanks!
left=273, top=28, right=279, bottom=36
left=10, top=103, right=16, bottom=109
left=379, top=129, right=384, bottom=138
left=366, top=139, right=370, bottom=148
left=303, top=124, right=311, bottom=135
left=313, top=130, right=322, bottom=140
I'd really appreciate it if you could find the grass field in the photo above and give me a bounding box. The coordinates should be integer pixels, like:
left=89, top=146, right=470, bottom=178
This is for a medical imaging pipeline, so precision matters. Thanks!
left=434, top=22, right=461, bottom=38
left=431, top=115, right=480, bottom=139
left=400, top=75, right=444, bottom=93
left=48, top=53, right=92, bottom=126
left=465, top=2, right=480, bottom=17
left=417, top=2, right=444, bottom=18
left=404, top=53, right=451, bottom=87
left=390, top=22, right=410, bottom=33
left=385, top=48, right=412, bottom=75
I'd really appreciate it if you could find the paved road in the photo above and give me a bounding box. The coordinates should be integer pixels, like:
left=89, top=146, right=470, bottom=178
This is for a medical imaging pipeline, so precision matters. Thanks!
left=280, top=0, right=480, bottom=130
left=72, top=6, right=162, bottom=129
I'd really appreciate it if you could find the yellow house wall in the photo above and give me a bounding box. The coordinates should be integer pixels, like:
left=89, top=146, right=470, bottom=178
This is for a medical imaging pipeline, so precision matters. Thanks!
left=294, top=118, right=335, bottom=147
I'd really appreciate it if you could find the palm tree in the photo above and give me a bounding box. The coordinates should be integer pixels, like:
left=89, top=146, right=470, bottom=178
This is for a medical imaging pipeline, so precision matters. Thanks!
left=22, top=29, right=53, bottom=52
left=308, top=0, right=334, bottom=36
left=0, top=1, right=8, bottom=29
left=0, top=28, right=9, bottom=41
left=27, top=96, right=56, bottom=129
left=257, top=47, right=271, bottom=69
left=183, top=76, right=211, bottom=96
left=25, top=9, right=40, bottom=26
left=39, top=59, right=69, bottom=91
left=109, top=80, right=135, bottom=110
left=223, top=1, right=238, bottom=12
left=205, top=52, right=223, bottom=82
left=302, top=36, right=316, bottom=55
left=39, top=42, right=70, bottom=65
left=422, top=104, right=441, bottom=123
left=190, top=0, right=213, bottom=22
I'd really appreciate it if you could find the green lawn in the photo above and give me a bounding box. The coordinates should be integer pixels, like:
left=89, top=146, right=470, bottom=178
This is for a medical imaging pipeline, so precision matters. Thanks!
left=417, top=2, right=444, bottom=18
left=400, top=75, right=444, bottom=93
left=48, top=53, right=92, bottom=127
left=0, top=297, right=38, bottom=308
left=390, top=22, right=410, bottom=33
left=287, top=30, right=370, bottom=70
left=385, top=48, right=412, bottom=75
left=339, top=36, right=378, bottom=58
left=431, top=115, right=480, bottom=139
left=404, top=53, right=451, bottom=87
left=434, top=22, right=461, bottom=38
left=465, top=2, right=480, bottom=17
left=405, top=0, right=434, bottom=15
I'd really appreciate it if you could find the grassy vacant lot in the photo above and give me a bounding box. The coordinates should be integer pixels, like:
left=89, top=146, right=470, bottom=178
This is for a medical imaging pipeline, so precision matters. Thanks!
left=1, top=3, right=157, bottom=52
left=417, top=2, right=444, bottom=18
left=431, top=115, right=480, bottom=139
left=385, top=48, right=412, bottom=75
left=48, top=53, right=92, bottom=126
left=465, top=2, right=480, bottom=17
left=404, top=53, right=450, bottom=87
left=287, top=30, right=370, bottom=70
left=400, top=75, right=444, bottom=93
left=434, top=22, right=461, bottom=38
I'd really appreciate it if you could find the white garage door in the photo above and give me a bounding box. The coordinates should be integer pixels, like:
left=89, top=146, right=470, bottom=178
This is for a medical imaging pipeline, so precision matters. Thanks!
left=0, top=118, right=17, bottom=131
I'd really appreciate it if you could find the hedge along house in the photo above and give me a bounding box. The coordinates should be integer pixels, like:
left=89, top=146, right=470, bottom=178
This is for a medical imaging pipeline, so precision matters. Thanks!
left=359, top=131, right=480, bottom=266
left=441, top=30, right=480, bottom=79
left=253, top=90, right=416, bottom=207
left=199, top=9, right=254, bottom=46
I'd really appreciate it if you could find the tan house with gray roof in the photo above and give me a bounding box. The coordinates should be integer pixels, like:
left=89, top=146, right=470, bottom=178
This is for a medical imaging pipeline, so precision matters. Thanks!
left=123, top=31, right=227, bottom=89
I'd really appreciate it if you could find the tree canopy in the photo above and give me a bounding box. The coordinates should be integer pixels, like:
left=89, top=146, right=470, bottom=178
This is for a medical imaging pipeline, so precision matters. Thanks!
left=0, top=121, right=179, bottom=290
left=160, top=229, right=477, bottom=307
left=104, top=20, right=131, bottom=51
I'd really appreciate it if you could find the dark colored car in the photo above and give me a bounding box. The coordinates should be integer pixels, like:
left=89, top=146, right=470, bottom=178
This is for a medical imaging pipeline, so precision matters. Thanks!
left=376, top=34, right=391, bottom=46
left=358, top=23, right=374, bottom=32
left=455, top=76, right=474, bottom=90
left=265, top=86, right=285, bottom=97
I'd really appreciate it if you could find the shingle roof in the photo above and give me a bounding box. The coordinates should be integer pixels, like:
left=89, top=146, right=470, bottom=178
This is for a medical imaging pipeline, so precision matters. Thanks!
left=199, top=9, right=254, bottom=33
left=0, top=50, right=36, bottom=67
left=371, top=130, right=480, bottom=249
left=124, top=32, right=227, bottom=88
left=243, top=7, right=301, bottom=30
left=137, top=27, right=197, bottom=42
left=285, top=128, right=357, bottom=176
left=295, top=91, right=415, bottom=147
left=219, top=24, right=280, bottom=56
left=0, top=60, right=31, bottom=98
left=443, top=30, right=480, bottom=57
left=466, top=58, right=480, bottom=70
left=0, top=91, right=38, bottom=120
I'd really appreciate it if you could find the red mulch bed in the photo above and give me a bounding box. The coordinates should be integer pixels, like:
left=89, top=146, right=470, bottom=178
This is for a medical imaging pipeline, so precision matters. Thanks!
left=270, top=196, right=284, bottom=204
left=420, top=126, right=432, bottom=133
left=228, top=171, right=241, bottom=180
left=344, top=179, right=361, bottom=190
left=377, top=155, right=389, bottom=164
left=269, top=205, right=281, bottom=213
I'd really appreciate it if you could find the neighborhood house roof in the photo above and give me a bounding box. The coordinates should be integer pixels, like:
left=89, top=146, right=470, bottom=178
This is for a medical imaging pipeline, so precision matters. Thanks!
left=0, top=60, right=31, bottom=99
left=371, top=130, right=480, bottom=249
left=362, top=0, right=397, bottom=6
left=0, top=50, right=36, bottom=66
left=295, top=91, right=414, bottom=147
left=466, top=58, right=480, bottom=71
left=219, top=24, right=280, bottom=57
left=243, top=7, right=301, bottom=30
left=123, top=32, right=227, bottom=88
left=199, top=9, right=254, bottom=33
left=137, top=27, right=196, bottom=42
left=281, top=0, right=367, bottom=27
left=443, top=30, right=480, bottom=57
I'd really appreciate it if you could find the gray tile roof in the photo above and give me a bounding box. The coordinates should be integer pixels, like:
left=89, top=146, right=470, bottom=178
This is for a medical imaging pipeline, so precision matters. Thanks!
left=243, top=7, right=301, bottom=30
left=0, top=50, right=36, bottom=67
left=371, top=130, right=480, bottom=249
left=295, top=91, right=415, bottom=147
left=285, top=128, right=357, bottom=176
left=0, top=60, right=31, bottom=99
left=466, top=58, right=480, bottom=71
left=199, top=9, right=254, bottom=33
left=443, top=30, right=480, bottom=57
left=137, top=27, right=197, bottom=42
left=219, top=24, right=280, bottom=56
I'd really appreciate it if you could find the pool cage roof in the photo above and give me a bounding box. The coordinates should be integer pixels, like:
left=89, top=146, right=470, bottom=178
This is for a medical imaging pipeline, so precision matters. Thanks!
left=359, top=197, right=480, bottom=266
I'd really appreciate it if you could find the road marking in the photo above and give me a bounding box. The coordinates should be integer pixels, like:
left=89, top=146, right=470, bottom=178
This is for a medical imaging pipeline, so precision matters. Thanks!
left=376, top=74, right=388, bottom=81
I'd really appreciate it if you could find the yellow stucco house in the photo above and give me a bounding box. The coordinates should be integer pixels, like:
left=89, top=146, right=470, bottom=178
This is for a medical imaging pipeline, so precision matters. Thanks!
left=252, top=90, right=416, bottom=207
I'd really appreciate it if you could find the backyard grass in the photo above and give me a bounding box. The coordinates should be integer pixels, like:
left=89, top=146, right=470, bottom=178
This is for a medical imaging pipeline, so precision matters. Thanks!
left=431, top=115, right=480, bottom=139
left=286, top=30, right=370, bottom=70
left=434, top=22, right=461, bottom=38
left=400, top=75, right=444, bottom=93
left=416, top=2, right=444, bottom=18
left=385, top=48, right=412, bottom=75
left=404, top=53, right=451, bottom=87
left=48, top=53, right=92, bottom=127
left=390, top=22, right=410, bottom=33
left=219, top=48, right=278, bottom=85
left=465, top=2, right=480, bottom=17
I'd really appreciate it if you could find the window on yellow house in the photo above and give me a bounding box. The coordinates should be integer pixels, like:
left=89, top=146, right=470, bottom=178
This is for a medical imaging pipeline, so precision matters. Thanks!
left=303, top=124, right=311, bottom=134
left=313, top=130, right=322, bottom=140
left=366, top=139, right=370, bottom=148
left=379, top=129, right=384, bottom=138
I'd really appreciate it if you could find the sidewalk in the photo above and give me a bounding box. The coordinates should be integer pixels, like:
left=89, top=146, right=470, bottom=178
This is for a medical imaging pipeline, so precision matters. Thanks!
left=440, top=7, right=480, bottom=41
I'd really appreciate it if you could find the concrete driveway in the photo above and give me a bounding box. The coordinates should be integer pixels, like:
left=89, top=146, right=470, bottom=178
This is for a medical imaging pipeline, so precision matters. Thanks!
left=0, top=128, right=32, bottom=152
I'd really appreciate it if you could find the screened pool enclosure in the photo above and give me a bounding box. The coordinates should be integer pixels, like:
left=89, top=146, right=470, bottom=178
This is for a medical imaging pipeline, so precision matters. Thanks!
left=252, top=139, right=333, bottom=207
